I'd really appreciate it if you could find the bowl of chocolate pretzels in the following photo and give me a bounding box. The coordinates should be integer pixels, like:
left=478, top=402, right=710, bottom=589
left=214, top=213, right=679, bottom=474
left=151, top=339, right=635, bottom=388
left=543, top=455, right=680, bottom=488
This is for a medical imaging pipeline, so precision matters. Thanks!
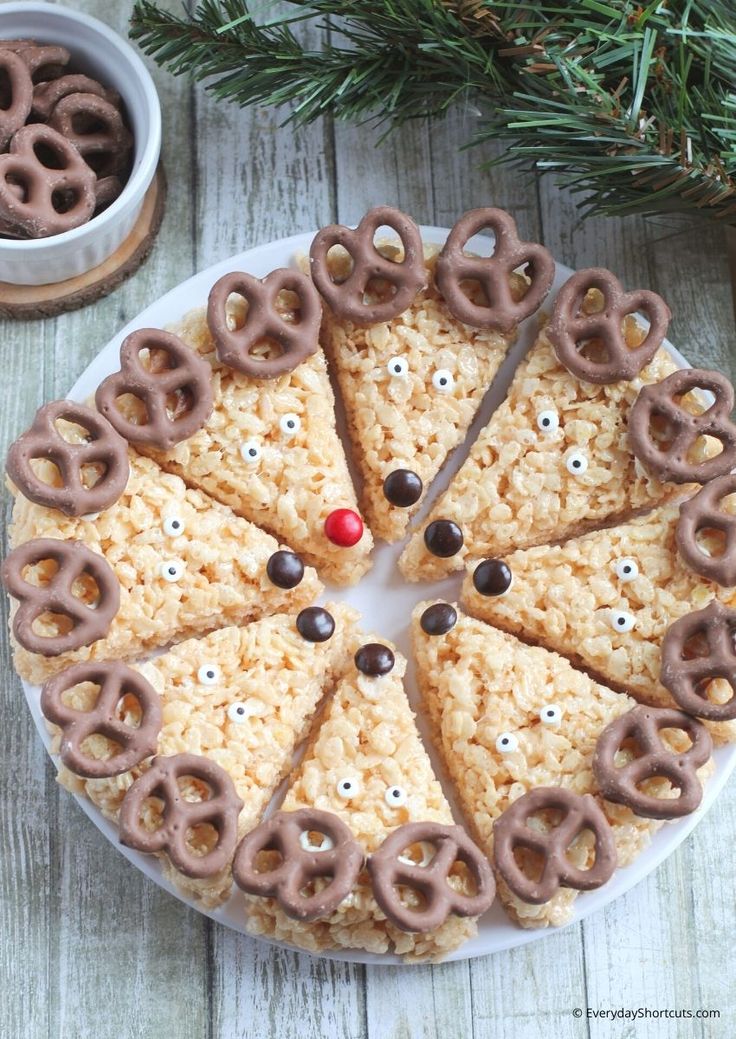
left=0, top=2, right=160, bottom=285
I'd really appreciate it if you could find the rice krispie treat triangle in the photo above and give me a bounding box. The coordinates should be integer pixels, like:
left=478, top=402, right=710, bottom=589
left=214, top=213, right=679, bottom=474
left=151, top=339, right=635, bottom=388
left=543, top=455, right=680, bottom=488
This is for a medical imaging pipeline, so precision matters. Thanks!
left=400, top=318, right=690, bottom=582
left=460, top=503, right=736, bottom=743
left=118, top=303, right=373, bottom=586
left=411, top=602, right=675, bottom=928
left=46, top=604, right=358, bottom=907
left=6, top=451, right=322, bottom=685
left=241, top=636, right=484, bottom=961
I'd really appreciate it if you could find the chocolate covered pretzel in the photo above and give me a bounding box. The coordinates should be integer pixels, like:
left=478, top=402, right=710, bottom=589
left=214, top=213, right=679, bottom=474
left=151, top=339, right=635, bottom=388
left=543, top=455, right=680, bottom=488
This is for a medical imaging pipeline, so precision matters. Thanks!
left=493, top=788, right=617, bottom=904
left=0, top=123, right=96, bottom=238
left=50, top=92, right=132, bottom=178
left=2, top=537, right=120, bottom=656
left=95, top=329, right=214, bottom=450
left=233, top=809, right=364, bottom=921
left=368, top=821, right=495, bottom=932
left=593, top=705, right=712, bottom=819
left=2, top=41, right=70, bottom=83
left=661, top=601, right=736, bottom=722
left=676, top=475, right=736, bottom=586
left=629, top=368, right=736, bottom=484
left=207, top=268, right=321, bottom=379
left=40, top=661, right=162, bottom=778
left=0, top=49, right=33, bottom=149
left=309, top=206, right=426, bottom=324
left=6, top=400, right=129, bottom=516
left=436, top=207, right=555, bottom=332
left=547, top=268, right=670, bottom=384
left=119, top=754, right=243, bottom=879
left=32, top=73, right=120, bottom=121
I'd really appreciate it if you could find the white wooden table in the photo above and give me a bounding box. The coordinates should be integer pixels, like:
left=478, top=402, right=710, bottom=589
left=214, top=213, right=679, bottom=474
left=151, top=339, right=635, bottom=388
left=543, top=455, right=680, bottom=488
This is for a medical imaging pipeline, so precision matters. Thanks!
left=2, top=4, right=735, bottom=1037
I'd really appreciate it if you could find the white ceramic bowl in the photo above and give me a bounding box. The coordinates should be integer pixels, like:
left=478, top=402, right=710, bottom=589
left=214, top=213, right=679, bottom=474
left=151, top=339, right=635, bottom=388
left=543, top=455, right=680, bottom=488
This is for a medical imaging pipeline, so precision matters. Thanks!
left=0, top=2, right=161, bottom=286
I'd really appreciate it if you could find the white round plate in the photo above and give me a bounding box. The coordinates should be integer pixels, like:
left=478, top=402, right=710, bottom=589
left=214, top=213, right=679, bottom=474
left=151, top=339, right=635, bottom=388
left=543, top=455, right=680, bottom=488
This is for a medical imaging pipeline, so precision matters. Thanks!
left=19, top=227, right=736, bottom=965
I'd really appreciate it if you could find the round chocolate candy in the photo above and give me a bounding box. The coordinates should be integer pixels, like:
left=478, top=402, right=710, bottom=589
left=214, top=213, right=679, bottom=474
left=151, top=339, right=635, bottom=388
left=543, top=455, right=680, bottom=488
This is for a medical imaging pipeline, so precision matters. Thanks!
left=296, top=607, right=335, bottom=643
left=424, top=519, right=463, bottom=558
left=383, top=469, right=423, bottom=508
left=473, top=559, right=512, bottom=596
left=266, top=550, right=305, bottom=589
left=354, top=643, right=395, bottom=677
left=324, top=508, right=364, bottom=548
left=420, top=603, right=458, bottom=636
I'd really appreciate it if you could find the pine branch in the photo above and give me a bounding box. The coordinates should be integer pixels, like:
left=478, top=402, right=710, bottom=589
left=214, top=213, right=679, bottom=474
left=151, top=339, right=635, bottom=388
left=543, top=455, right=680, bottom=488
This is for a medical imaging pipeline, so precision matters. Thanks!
left=130, top=1, right=736, bottom=222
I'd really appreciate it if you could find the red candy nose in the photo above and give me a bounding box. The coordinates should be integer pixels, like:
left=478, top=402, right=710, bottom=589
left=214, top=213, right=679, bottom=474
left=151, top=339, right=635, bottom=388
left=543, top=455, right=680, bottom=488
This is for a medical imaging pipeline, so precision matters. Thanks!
left=324, top=508, right=364, bottom=547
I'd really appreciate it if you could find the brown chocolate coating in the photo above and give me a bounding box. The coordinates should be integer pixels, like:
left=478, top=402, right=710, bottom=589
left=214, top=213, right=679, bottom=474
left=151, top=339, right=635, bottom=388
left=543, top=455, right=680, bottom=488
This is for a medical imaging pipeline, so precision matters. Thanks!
left=3, top=42, right=70, bottom=83
left=472, top=558, right=512, bottom=597
left=2, top=537, right=120, bottom=657
left=96, top=328, right=214, bottom=450
left=32, top=73, right=120, bottom=120
left=0, top=123, right=96, bottom=238
left=49, top=92, right=132, bottom=178
left=207, top=268, right=321, bottom=379
left=354, top=643, right=395, bottom=677
left=593, top=705, right=712, bottom=819
left=40, top=661, right=162, bottom=778
left=661, top=601, right=736, bottom=722
left=0, top=49, right=32, bottom=149
left=383, top=468, right=423, bottom=508
left=493, top=787, right=617, bottom=904
left=309, top=206, right=426, bottom=325
left=547, top=268, right=670, bottom=384
left=6, top=400, right=129, bottom=516
left=420, top=603, right=457, bottom=636
left=676, top=476, right=736, bottom=586
left=119, top=753, right=243, bottom=879
left=233, top=808, right=364, bottom=920
left=436, top=208, right=554, bottom=332
left=296, top=607, right=335, bottom=643
left=266, top=550, right=305, bottom=590
left=629, top=368, right=736, bottom=484
left=423, top=519, right=463, bottom=558
left=368, top=821, right=495, bottom=932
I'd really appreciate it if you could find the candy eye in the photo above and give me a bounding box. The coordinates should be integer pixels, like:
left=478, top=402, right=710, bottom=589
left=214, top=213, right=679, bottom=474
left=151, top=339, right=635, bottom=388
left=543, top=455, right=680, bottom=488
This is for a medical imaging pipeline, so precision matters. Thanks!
left=432, top=369, right=454, bottom=393
left=387, top=356, right=409, bottom=378
left=566, top=450, right=588, bottom=476
left=299, top=830, right=334, bottom=852
left=336, top=776, right=360, bottom=800
left=162, top=516, right=185, bottom=537
left=539, top=704, right=562, bottom=726
left=384, top=785, right=407, bottom=808
left=495, top=732, right=519, bottom=754
left=614, top=558, right=639, bottom=582
left=197, top=663, right=220, bottom=685
left=227, top=701, right=253, bottom=723
left=279, top=413, right=301, bottom=437
left=536, top=409, right=559, bottom=434
left=159, top=559, right=185, bottom=582
left=240, top=439, right=261, bottom=464
left=610, top=609, right=636, bottom=633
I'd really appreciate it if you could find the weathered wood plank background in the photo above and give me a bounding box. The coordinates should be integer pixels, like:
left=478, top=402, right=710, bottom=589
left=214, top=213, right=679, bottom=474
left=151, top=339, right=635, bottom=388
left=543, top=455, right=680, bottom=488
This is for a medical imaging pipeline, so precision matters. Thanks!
left=1, top=3, right=734, bottom=1037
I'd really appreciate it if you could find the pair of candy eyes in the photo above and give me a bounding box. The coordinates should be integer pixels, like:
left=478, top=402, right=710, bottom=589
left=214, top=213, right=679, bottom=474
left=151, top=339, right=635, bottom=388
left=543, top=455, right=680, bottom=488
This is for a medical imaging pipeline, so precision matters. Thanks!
left=239, top=413, right=302, bottom=464
left=335, top=776, right=406, bottom=808
left=535, top=408, right=592, bottom=476
left=387, top=357, right=454, bottom=394
left=495, top=704, right=564, bottom=753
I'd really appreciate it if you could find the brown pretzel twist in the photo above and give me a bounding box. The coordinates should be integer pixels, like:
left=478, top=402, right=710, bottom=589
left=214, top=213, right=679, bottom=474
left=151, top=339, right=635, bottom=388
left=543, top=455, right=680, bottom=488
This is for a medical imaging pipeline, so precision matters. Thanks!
left=309, top=206, right=426, bottom=325
left=1, top=537, right=120, bottom=657
left=436, top=207, right=555, bottom=332
left=628, top=368, right=736, bottom=484
left=40, top=661, right=162, bottom=778
left=32, top=73, right=121, bottom=121
left=119, top=754, right=243, bottom=879
left=661, top=601, right=736, bottom=722
left=1, top=41, right=70, bottom=82
left=367, top=821, right=495, bottom=932
left=593, top=705, right=712, bottom=819
left=95, top=329, right=214, bottom=449
left=207, top=268, right=321, bottom=379
left=6, top=400, right=129, bottom=516
left=232, top=809, right=364, bottom=921
left=0, top=49, right=33, bottom=149
left=547, top=268, right=670, bottom=384
left=676, top=476, right=736, bottom=586
left=49, top=92, right=132, bottom=178
left=0, top=123, right=96, bottom=238
left=493, top=788, right=617, bottom=904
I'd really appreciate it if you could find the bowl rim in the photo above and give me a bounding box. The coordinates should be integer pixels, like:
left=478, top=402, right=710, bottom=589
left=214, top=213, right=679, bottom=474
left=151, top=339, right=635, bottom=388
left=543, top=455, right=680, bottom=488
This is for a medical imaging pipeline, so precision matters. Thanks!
left=0, top=1, right=161, bottom=253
